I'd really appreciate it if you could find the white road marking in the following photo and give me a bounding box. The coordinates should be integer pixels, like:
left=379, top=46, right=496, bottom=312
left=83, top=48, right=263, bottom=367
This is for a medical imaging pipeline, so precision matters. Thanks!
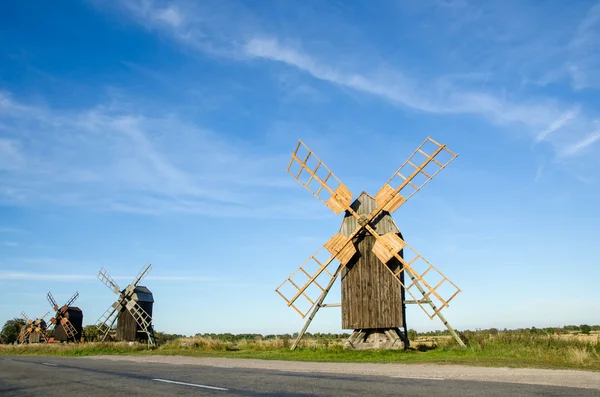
left=42, top=363, right=58, bottom=367
left=152, top=378, right=228, bottom=391
left=391, top=376, right=444, bottom=381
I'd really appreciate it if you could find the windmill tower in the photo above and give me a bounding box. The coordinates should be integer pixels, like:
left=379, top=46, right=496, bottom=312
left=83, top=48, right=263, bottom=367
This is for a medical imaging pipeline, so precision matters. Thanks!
left=276, top=137, right=466, bottom=349
left=47, top=291, right=83, bottom=342
left=18, top=311, right=49, bottom=344
left=95, top=264, right=156, bottom=346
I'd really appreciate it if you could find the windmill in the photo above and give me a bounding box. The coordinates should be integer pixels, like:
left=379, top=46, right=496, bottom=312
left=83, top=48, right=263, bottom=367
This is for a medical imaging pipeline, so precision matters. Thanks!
left=47, top=291, right=83, bottom=342
left=95, top=264, right=156, bottom=346
left=276, top=137, right=466, bottom=350
left=18, top=311, right=49, bottom=344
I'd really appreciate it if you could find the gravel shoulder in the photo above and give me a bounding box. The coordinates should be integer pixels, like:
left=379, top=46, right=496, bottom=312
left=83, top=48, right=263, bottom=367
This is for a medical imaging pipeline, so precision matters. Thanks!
left=85, top=355, right=600, bottom=390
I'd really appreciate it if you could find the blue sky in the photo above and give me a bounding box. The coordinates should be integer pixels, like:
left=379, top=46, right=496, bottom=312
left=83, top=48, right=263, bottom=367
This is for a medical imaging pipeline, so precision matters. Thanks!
left=1, top=0, right=600, bottom=336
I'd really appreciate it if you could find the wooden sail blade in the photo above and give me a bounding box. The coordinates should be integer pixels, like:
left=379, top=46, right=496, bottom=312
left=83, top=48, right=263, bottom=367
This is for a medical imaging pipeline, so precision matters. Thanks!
left=372, top=232, right=406, bottom=264
left=64, top=291, right=79, bottom=308
left=367, top=228, right=461, bottom=319
left=374, top=137, right=458, bottom=213
left=60, top=318, right=78, bottom=340
left=47, top=292, right=58, bottom=312
left=96, top=304, right=120, bottom=342
left=287, top=140, right=353, bottom=214
left=21, top=311, right=31, bottom=321
left=132, top=263, right=152, bottom=287
left=98, top=267, right=121, bottom=294
left=275, top=246, right=342, bottom=318
left=125, top=299, right=153, bottom=334
left=324, top=233, right=356, bottom=265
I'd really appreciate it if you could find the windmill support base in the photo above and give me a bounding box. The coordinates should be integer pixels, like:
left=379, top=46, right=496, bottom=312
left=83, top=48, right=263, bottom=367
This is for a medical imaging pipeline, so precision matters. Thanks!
left=344, top=328, right=408, bottom=350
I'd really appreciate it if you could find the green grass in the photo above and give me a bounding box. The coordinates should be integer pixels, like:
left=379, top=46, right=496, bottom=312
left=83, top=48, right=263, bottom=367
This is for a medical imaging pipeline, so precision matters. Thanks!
left=2, top=332, right=599, bottom=372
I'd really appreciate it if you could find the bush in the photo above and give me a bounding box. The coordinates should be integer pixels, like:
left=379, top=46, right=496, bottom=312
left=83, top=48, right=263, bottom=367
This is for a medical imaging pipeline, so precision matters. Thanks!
left=580, top=324, right=592, bottom=335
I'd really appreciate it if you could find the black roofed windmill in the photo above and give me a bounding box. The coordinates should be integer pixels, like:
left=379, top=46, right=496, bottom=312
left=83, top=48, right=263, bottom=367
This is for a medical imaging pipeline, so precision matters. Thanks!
left=276, top=136, right=466, bottom=350
left=95, top=264, right=156, bottom=346
left=47, top=291, right=83, bottom=342
left=18, top=311, right=49, bottom=344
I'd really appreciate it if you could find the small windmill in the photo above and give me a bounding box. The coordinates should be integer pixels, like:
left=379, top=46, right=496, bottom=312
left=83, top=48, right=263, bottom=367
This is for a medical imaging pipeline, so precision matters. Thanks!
left=96, top=264, right=156, bottom=346
left=276, top=137, right=466, bottom=349
left=18, top=311, right=49, bottom=344
left=47, top=291, right=83, bottom=342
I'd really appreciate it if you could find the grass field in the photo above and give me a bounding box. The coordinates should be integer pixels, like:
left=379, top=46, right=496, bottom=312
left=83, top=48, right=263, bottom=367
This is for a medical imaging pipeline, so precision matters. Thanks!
left=1, top=331, right=599, bottom=371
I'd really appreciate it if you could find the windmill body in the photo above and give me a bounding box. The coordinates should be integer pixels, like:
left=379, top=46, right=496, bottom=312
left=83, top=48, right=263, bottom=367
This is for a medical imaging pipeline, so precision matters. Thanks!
left=18, top=311, right=50, bottom=344
left=27, top=318, right=48, bottom=343
left=47, top=292, right=82, bottom=343
left=53, top=307, right=83, bottom=342
left=339, top=192, right=408, bottom=348
left=276, top=137, right=466, bottom=350
left=116, top=285, right=154, bottom=342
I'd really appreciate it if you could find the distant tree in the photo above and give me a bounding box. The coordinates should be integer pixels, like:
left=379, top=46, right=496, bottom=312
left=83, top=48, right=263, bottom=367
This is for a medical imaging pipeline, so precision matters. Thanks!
left=580, top=324, right=592, bottom=335
left=83, top=325, right=100, bottom=342
left=1, top=318, right=26, bottom=344
left=407, top=329, right=418, bottom=341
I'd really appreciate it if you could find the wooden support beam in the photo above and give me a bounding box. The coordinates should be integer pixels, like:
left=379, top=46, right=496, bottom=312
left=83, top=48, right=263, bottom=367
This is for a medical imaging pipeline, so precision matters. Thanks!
left=291, top=265, right=342, bottom=351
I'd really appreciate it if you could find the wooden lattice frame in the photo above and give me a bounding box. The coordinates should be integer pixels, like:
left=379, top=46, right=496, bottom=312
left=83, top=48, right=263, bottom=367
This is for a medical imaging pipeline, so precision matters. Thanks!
left=287, top=141, right=353, bottom=214
left=275, top=246, right=339, bottom=317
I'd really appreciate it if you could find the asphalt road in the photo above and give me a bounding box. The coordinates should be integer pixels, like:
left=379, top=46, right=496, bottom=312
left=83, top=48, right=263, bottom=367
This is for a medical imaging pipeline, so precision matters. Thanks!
left=1, top=356, right=598, bottom=397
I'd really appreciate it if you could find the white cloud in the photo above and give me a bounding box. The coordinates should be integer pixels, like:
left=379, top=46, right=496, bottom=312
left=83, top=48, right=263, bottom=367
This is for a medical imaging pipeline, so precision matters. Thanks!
left=0, top=92, right=318, bottom=216
left=0, top=270, right=220, bottom=282
left=568, top=2, right=600, bottom=89
left=155, top=6, right=183, bottom=27
left=91, top=1, right=600, bottom=161
left=0, top=138, right=24, bottom=170
left=244, top=38, right=600, bottom=160
left=535, top=108, right=579, bottom=142
left=559, top=131, right=600, bottom=157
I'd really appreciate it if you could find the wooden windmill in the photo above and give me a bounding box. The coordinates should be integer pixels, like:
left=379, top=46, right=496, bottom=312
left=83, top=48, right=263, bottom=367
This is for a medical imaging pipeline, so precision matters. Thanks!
left=95, top=264, right=156, bottom=346
left=276, top=137, right=466, bottom=349
left=18, top=311, right=49, bottom=344
left=47, top=291, right=83, bottom=342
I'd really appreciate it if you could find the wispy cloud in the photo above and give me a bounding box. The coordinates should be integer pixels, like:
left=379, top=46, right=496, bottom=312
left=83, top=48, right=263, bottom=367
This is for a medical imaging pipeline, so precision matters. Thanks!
left=535, top=108, right=579, bottom=142
left=560, top=131, right=600, bottom=157
left=0, top=228, right=21, bottom=233
left=92, top=1, right=600, bottom=164
left=243, top=38, right=600, bottom=161
left=0, top=91, right=322, bottom=216
left=568, top=2, right=600, bottom=89
left=0, top=271, right=219, bottom=282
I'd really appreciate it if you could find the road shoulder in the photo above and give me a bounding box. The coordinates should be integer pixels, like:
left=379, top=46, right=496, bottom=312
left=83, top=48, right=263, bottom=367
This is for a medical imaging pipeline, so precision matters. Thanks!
left=84, top=355, right=600, bottom=390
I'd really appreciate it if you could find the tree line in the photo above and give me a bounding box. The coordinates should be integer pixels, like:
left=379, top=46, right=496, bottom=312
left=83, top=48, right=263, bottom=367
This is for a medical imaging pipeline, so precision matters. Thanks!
left=2, top=316, right=598, bottom=345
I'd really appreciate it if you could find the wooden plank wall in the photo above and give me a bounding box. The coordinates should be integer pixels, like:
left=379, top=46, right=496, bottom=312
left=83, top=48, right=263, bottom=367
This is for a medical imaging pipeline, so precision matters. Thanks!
left=54, top=307, right=83, bottom=341
left=339, top=192, right=405, bottom=329
left=116, top=300, right=153, bottom=342
left=341, top=235, right=404, bottom=329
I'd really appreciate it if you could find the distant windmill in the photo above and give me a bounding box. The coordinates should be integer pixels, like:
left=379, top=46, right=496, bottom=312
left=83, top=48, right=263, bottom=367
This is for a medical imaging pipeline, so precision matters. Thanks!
left=18, top=311, right=49, bottom=344
left=276, top=137, right=466, bottom=349
left=47, top=291, right=83, bottom=342
left=96, top=264, right=156, bottom=346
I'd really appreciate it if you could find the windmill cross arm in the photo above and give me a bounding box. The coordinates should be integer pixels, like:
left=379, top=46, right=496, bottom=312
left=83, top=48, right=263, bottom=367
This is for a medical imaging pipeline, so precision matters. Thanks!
left=372, top=137, right=457, bottom=218
left=98, top=267, right=121, bottom=294
left=47, top=292, right=58, bottom=310
left=287, top=140, right=356, bottom=216
left=132, top=263, right=152, bottom=287
left=64, top=291, right=79, bottom=307
left=364, top=224, right=461, bottom=319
